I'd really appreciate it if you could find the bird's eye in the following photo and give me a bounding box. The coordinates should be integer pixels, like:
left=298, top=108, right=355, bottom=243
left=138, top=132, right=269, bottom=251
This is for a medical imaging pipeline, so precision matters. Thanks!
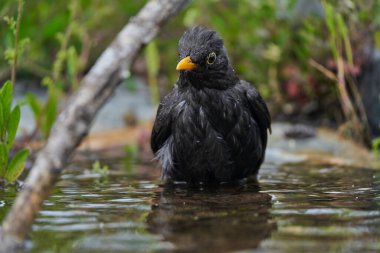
left=207, top=52, right=216, bottom=65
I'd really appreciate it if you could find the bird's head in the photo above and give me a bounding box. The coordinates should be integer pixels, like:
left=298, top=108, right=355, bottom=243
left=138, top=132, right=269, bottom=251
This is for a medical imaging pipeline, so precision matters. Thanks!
left=176, top=26, right=238, bottom=90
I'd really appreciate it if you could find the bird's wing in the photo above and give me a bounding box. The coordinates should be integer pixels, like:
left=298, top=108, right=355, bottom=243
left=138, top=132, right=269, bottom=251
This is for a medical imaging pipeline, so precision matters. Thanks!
left=151, top=87, right=178, bottom=153
left=240, top=80, right=271, bottom=134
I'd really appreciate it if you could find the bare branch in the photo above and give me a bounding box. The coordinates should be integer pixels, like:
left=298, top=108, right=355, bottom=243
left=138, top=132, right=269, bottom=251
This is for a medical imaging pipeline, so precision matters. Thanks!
left=308, top=59, right=337, bottom=81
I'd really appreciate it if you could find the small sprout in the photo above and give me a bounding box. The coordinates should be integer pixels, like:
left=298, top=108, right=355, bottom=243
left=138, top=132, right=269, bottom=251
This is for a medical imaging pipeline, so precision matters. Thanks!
left=91, top=160, right=109, bottom=176
left=3, top=16, right=16, bottom=33
left=373, top=137, right=380, bottom=158
left=124, top=144, right=138, bottom=174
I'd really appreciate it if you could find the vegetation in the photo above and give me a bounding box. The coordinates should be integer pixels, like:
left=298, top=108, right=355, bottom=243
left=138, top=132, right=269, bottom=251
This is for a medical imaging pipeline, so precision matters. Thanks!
left=1, top=0, right=380, bottom=148
left=91, top=160, right=109, bottom=176
left=0, top=81, right=29, bottom=183
left=320, top=1, right=370, bottom=143
left=373, top=138, right=380, bottom=159
left=0, top=0, right=28, bottom=184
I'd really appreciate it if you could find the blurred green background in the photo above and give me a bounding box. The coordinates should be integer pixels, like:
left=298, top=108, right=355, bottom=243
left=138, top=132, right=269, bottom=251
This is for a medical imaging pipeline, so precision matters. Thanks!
left=1, top=0, right=380, bottom=139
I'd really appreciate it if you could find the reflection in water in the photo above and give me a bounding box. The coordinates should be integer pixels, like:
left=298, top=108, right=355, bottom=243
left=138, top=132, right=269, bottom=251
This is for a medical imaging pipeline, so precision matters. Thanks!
left=259, top=165, right=380, bottom=252
left=1, top=158, right=380, bottom=252
left=148, top=181, right=276, bottom=252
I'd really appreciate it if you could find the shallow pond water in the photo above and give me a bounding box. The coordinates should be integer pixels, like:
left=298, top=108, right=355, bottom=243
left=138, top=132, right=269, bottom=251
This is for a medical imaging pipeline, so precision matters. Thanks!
left=1, top=158, right=380, bottom=253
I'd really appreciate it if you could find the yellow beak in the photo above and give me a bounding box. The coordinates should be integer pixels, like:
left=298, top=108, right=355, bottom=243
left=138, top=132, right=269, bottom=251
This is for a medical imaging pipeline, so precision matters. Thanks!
left=176, top=56, right=198, bottom=71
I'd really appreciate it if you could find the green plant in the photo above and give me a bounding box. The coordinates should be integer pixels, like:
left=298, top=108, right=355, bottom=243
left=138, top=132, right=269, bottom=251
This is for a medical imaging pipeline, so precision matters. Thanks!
left=0, top=0, right=29, bottom=184
left=144, top=41, right=160, bottom=104
left=26, top=78, right=60, bottom=139
left=124, top=143, right=138, bottom=174
left=1, top=0, right=379, bottom=146
left=0, top=81, right=29, bottom=183
left=0, top=1, right=145, bottom=80
left=25, top=0, right=79, bottom=139
left=373, top=138, right=380, bottom=158
left=321, top=1, right=370, bottom=144
left=3, top=0, right=29, bottom=85
left=91, top=160, right=109, bottom=176
left=323, top=1, right=356, bottom=117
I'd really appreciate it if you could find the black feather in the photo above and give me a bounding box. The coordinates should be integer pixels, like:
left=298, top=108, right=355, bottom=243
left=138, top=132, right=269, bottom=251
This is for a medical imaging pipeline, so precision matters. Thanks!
left=151, top=27, right=271, bottom=184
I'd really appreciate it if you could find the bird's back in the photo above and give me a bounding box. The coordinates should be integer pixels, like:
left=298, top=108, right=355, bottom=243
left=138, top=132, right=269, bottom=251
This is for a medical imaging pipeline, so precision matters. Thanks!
left=152, top=81, right=269, bottom=184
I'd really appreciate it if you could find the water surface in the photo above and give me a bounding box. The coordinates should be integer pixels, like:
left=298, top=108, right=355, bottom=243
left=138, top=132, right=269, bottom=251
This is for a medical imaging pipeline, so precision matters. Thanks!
left=1, top=158, right=380, bottom=252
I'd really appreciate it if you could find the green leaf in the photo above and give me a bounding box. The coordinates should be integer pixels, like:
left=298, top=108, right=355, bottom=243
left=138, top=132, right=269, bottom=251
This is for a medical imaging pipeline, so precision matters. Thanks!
left=67, top=46, right=78, bottom=78
left=336, top=14, right=348, bottom=38
left=5, top=148, right=29, bottom=183
left=4, top=48, right=16, bottom=64
left=26, top=93, right=42, bottom=119
left=7, top=105, right=21, bottom=148
left=3, top=16, right=16, bottom=33
left=0, top=81, right=13, bottom=123
left=43, top=86, right=59, bottom=138
left=0, top=102, right=4, bottom=138
left=322, top=1, right=338, bottom=61
left=91, top=160, right=109, bottom=176
left=336, top=15, right=353, bottom=66
left=67, top=46, right=79, bottom=91
left=323, top=2, right=335, bottom=36
left=373, top=137, right=380, bottom=158
left=0, top=143, right=8, bottom=178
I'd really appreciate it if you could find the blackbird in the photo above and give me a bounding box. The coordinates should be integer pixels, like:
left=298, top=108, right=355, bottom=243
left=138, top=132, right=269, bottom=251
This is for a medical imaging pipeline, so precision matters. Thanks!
left=151, top=27, right=271, bottom=184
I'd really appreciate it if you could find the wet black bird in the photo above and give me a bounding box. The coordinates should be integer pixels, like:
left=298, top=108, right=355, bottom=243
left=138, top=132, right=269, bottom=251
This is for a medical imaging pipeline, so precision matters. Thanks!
left=151, top=27, right=271, bottom=184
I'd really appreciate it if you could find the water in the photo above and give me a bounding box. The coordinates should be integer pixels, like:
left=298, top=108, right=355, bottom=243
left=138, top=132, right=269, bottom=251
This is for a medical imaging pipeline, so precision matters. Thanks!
left=1, top=158, right=380, bottom=253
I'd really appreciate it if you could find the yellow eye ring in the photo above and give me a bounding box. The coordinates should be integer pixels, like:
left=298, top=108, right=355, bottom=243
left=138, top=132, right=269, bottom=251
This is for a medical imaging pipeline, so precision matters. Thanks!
left=207, top=52, right=216, bottom=65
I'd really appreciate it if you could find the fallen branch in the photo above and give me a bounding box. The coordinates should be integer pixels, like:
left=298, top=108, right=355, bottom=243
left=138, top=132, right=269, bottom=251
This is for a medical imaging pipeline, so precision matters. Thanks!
left=0, top=0, right=189, bottom=250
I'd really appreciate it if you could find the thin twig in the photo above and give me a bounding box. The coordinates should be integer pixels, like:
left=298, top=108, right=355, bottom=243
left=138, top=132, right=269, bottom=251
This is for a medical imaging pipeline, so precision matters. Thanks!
left=10, top=0, right=23, bottom=85
left=308, top=59, right=337, bottom=81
